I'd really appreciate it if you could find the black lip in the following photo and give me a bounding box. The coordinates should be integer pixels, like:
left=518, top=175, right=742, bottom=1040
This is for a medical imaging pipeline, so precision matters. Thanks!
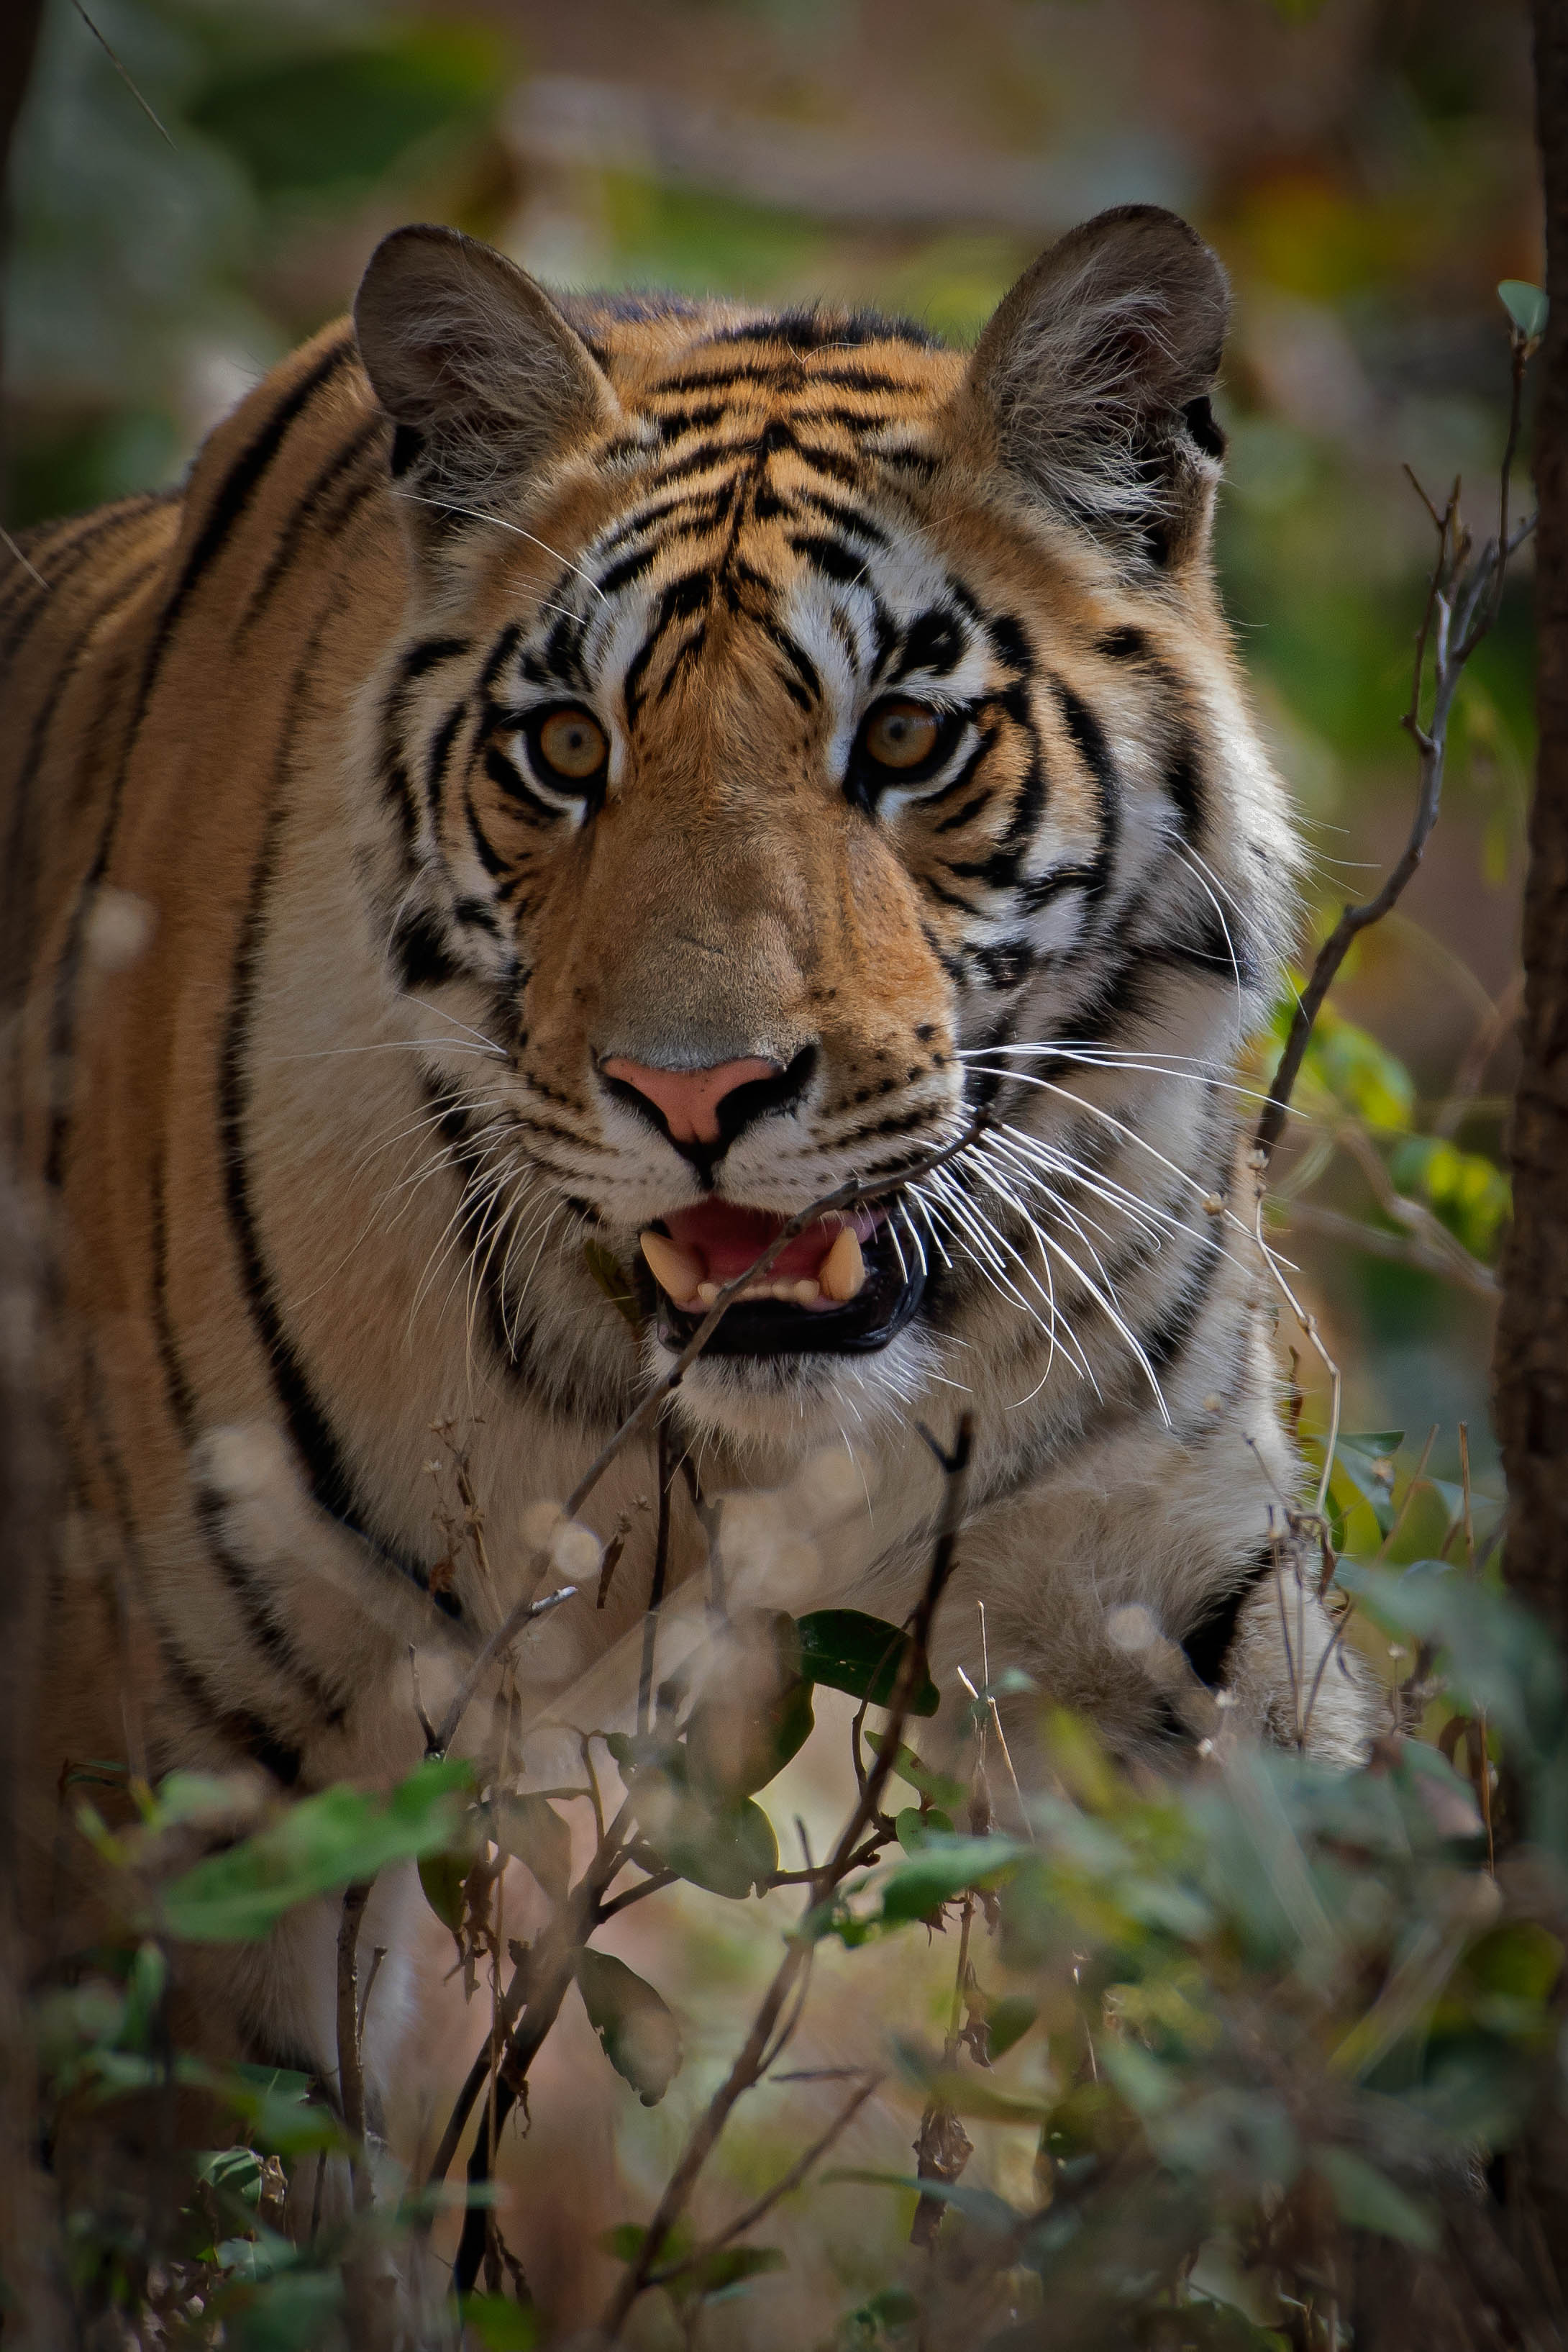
left=647, top=1220, right=926, bottom=1358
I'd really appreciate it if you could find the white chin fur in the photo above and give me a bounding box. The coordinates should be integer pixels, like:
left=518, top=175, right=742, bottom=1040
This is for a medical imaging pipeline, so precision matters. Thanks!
left=650, top=1324, right=939, bottom=1451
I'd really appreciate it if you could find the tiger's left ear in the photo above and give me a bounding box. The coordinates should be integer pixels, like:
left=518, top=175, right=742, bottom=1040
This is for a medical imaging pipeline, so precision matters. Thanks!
left=355, top=223, right=619, bottom=543
left=960, top=205, right=1229, bottom=570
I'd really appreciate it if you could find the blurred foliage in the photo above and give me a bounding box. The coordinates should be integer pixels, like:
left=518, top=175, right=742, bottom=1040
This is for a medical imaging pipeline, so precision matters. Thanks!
left=28, top=1452, right=1568, bottom=2347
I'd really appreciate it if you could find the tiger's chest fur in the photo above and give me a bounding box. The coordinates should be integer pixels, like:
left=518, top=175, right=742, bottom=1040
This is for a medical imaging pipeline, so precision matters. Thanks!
left=4, top=206, right=1369, bottom=2089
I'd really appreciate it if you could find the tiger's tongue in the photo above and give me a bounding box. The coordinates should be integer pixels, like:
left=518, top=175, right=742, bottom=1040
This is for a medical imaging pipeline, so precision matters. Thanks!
left=662, top=1202, right=879, bottom=1285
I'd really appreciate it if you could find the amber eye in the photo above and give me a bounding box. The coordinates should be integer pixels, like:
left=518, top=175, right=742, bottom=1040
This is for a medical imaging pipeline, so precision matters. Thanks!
left=862, top=699, right=942, bottom=771
left=534, top=707, right=608, bottom=782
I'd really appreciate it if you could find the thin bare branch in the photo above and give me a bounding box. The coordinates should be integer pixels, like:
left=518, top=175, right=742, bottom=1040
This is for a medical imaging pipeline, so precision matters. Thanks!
left=1256, top=350, right=1536, bottom=1164
left=645, top=2074, right=882, bottom=2288
left=335, top=1882, right=373, bottom=2209
left=70, top=0, right=175, bottom=145
left=598, top=1417, right=974, bottom=2340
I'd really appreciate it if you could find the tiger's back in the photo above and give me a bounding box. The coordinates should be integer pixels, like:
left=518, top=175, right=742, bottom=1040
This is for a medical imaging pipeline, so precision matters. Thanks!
left=4, top=212, right=1372, bottom=2102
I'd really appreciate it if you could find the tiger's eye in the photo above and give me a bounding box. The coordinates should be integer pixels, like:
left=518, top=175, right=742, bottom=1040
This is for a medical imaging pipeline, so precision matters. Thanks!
left=863, top=699, right=941, bottom=771
left=536, top=707, right=608, bottom=781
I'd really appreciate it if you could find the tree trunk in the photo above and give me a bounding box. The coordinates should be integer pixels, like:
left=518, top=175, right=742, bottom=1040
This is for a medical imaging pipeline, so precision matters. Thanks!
left=0, top=0, right=45, bottom=519
left=1495, top=3, right=1568, bottom=1651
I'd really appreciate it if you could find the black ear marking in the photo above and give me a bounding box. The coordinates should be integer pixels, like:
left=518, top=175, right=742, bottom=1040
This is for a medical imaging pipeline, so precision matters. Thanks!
left=389, top=423, right=425, bottom=478
left=1181, top=395, right=1227, bottom=462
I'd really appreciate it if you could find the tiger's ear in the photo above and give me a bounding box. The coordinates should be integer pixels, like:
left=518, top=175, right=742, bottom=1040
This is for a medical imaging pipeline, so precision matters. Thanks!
left=354, top=224, right=618, bottom=540
left=961, top=205, right=1229, bottom=569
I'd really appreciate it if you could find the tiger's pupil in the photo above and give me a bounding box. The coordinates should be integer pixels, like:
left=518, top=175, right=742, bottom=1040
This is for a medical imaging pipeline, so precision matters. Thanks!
left=865, top=700, right=940, bottom=770
left=537, top=708, right=607, bottom=781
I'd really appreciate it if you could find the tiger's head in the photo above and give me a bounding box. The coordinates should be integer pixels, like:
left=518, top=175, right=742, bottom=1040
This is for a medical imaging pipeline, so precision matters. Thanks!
left=351, top=209, right=1295, bottom=1449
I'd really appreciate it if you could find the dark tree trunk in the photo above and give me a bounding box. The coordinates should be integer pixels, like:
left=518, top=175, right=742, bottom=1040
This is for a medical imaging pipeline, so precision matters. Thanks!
left=0, top=0, right=45, bottom=520
left=1496, top=4, right=1568, bottom=1651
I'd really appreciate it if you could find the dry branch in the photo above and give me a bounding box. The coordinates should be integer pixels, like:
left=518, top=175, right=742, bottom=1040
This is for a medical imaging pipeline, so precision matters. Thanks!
left=598, top=1416, right=974, bottom=2340
left=1256, top=335, right=1536, bottom=1165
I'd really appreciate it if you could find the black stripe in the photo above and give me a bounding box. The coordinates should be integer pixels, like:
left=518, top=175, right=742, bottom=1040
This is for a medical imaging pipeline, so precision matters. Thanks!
left=0, top=495, right=166, bottom=662
left=791, top=486, right=890, bottom=547
left=45, top=339, right=357, bottom=1191
left=3, top=550, right=165, bottom=1066
left=466, top=776, right=513, bottom=873
left=82, top=1339, right=306, bottom=1786
left=1141, top=1223, right=1224, bottom=1374
left=148, top=1112, right=350, bottom=1730
left=219, top=666, right=462, bottom=1621
left=425, top=697, right=471, bottom=825
left=1052, top=678, right=1119, bottom=902
left=1167, top=727, right=1205, bottom=839
left=234, top=414, right=386, bottom=639
left=788, top=530, right=869, bottom=587
left=391, top=904, right=460, bottom=991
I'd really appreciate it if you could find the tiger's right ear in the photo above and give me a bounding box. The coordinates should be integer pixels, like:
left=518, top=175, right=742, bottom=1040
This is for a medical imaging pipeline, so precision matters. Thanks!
left=354, top=224, right=619, bottom=539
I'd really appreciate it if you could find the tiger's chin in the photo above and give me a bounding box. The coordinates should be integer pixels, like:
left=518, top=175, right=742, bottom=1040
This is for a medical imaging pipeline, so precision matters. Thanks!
left=648, top=1312, right=942, bottom=1453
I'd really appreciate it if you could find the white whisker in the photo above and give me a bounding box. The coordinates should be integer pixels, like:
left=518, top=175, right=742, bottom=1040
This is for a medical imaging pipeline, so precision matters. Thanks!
left=391, top=490, right=608, bottom=601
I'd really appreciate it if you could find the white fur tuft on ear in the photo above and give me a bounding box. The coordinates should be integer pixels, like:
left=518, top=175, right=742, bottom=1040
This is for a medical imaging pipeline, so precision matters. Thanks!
left=964, top=204, right=1230, bottom=563
left=354, top=223, right=619, bottom=533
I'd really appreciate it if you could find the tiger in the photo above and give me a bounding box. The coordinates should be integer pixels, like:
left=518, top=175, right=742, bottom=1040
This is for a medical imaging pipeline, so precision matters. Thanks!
left=4, top=204, right=1370, bottom=2119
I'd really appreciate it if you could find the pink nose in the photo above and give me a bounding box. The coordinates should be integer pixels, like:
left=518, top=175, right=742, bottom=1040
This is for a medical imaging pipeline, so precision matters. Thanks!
left=600, top=1055, right=781, bottom=1145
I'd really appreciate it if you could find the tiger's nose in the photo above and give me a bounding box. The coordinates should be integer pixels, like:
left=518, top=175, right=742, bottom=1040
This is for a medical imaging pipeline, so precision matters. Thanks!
left=599, top=1055, right=783, bottom=1145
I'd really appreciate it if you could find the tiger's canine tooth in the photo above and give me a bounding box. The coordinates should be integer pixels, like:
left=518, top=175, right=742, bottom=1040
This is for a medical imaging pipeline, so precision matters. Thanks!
left=640, top=1229, right=703, bottom=1303
left=819, top=1225, right=866, bottom=1302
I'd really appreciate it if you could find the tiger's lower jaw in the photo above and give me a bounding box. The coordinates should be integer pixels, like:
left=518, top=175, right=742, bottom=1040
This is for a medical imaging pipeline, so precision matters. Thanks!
left=652, top=1223, right=926, bottom=1358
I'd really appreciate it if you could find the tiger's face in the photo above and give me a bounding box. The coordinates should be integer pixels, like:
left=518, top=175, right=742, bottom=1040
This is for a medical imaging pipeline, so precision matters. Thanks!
left=353, top=211, right=1290, bottom=1443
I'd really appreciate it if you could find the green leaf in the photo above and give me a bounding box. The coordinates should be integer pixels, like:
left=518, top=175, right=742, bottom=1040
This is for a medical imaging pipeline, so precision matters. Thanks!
left=598, top=2220, right=694, bottom=2267
left=895, top=1807, right=954, bottom=1853
left=231, top=2265, right=345, bottom=2352
left=1312, top=2146, right=1439, bottom=2250
left=457, top=2292, right=541, bottom=2348
left=419, top=1850, right=470, bottom=1933
left=825, top=2171, right=1021, bottom=2235
left=141, top=1771, right=262, bottom=1831
left=584, top=1239, right=644, bottom=1334
left=1339, top=1431, right=1405, bottom=1457
left=575, top=1948, right=683, bottom=2104
left=877, top=1834, right=1032, bottom=1925
left=493, top=1794, right=572, bottom=1903
left=985, top=1994, right=1039, bottom=2061
left=1388, top=1135, right=1510, bottom=1260
left=676, top=2244, right=786, bottom=2305
left=1499, top=280, right=1549, bottom=342
left=1331, top=1433, right=1404, bottom=1534
left=634, top=1777, right=780, bottom=1898
left=865, top=1735, right=966, bottom=1812
left=797, top=1610, right=939, bottom=1715
left=1334, top=1559, right=1562, bottom=1752
left=158, top=1758, right=473, bottom=1941
left=1465, top=1922, right=1563, bottom=2005
left=842, top=2283, right=919, bottom=2343
left=890, top=2038, right=1049, bottom=2123
left=684, top=1615, right=816, bottom=1799
left=1302, top=1009, right=1414, bottom=1131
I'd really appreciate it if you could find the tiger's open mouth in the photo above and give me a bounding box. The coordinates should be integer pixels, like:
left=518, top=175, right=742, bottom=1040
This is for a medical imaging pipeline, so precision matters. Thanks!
left=637, top=1201, right=926, bottom=1358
